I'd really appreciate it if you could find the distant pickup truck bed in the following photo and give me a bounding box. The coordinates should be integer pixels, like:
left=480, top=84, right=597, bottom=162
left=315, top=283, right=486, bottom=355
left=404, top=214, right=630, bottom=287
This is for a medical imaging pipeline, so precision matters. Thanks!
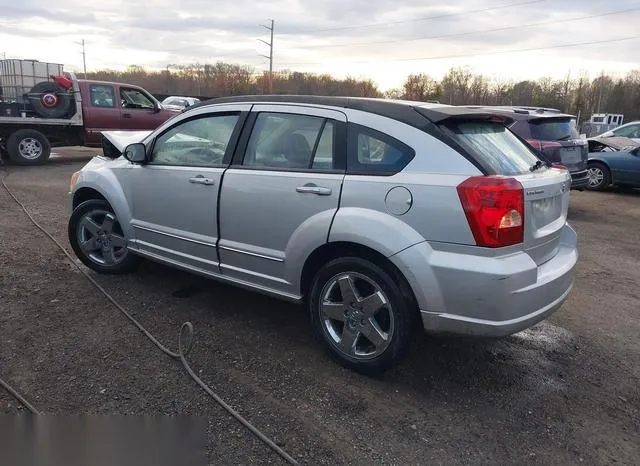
left=0, top=59, right=178, bottom=165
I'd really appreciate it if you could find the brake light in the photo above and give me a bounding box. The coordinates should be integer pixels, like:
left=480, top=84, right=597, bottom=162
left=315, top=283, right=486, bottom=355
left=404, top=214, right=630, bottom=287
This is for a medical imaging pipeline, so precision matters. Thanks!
left=552, top=163, right=568, bottom=170
left=457, top=176, right=524, bottom=248
left=525, top=139, right=562, bottom=151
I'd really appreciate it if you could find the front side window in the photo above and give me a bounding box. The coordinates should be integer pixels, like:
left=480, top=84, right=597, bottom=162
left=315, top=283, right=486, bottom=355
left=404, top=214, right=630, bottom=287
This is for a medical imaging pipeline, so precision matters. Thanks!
left=347, top=124, right=415, bottom=175
left=444, top=121, right=540, bottom=175
left=120, top=88, right=155, bottom=110
left=243, top=113, right=336, bottom=170
left=151, top=114, right=239, bottom=166
left=90, top=85, right=115, bottom=108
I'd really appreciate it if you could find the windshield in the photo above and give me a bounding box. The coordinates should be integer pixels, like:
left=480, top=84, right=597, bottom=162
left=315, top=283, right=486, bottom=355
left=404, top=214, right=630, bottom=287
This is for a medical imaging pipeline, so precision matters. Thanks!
left=443, top=120, right=541, bottom=175
left=529, top=118, right=579, bottom=141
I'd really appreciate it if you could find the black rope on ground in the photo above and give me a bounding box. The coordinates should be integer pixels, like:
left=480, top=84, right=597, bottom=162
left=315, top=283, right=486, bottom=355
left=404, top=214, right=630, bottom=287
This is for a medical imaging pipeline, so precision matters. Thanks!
left=0, top=169, right=298, bottom=465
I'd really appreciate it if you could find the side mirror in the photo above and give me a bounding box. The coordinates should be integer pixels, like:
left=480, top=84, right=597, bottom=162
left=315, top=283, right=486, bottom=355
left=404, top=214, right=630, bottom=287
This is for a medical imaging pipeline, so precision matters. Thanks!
left=123, top=143, right=147, bottom=164
left=153, top=103, right=161, bottom=113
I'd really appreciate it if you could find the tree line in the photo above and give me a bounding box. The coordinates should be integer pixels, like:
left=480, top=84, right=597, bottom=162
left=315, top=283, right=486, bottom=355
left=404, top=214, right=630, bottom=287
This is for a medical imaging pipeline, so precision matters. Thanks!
left=85, top=63, right=640, bottom=121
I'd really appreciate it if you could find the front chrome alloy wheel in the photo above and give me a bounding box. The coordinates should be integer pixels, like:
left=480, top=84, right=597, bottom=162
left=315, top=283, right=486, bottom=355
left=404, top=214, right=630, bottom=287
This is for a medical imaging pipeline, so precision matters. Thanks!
left=76, top=209, right=128, bottom=266
left=18, top=138, right=43, bottom=160
left=587, top=166, right=604, bottom=188
left=319, top=272, right=394, bottom=360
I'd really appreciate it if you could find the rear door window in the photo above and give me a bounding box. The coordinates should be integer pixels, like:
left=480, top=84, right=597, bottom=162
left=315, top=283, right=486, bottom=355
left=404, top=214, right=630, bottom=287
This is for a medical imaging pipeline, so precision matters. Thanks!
left=443, top=121, right=540, bottom=175
left=529, top=118, right=579, bottom=141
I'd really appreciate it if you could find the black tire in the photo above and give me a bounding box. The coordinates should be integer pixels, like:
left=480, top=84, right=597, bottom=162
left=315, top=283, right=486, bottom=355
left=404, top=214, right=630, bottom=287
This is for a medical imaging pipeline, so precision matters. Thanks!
left=6, top=129, right=51, bottom=165
left=309, top=257, right=416, bottom=374
left=29, top=81, right=72, bottom=119
left=586, top=162, right=611, bottom=191
left=68, top=199, right=140, bottom=274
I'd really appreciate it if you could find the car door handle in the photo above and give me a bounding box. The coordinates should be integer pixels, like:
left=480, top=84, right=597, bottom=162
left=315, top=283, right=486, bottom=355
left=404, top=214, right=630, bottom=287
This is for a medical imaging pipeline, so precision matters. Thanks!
left=189, top=176, right=215, bottom=186
left=122, top=113, right=132, bottom=119
left=296, top=184, right=332, bottom=195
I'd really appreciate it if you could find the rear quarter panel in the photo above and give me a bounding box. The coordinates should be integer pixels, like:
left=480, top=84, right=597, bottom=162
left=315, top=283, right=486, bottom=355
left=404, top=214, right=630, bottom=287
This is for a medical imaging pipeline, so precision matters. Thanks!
left=332, top=109, right=479, bottom=251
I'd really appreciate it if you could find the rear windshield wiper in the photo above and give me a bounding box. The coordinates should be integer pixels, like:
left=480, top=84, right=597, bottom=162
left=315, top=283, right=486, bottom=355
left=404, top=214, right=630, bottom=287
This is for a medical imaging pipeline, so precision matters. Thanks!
left=530, top=160, right=546, bottom=172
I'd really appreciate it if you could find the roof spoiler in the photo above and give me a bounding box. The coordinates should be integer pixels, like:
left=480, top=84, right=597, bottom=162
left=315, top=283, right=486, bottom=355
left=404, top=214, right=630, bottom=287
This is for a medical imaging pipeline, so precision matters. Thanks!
left=415, top=106, right=514, bottom=125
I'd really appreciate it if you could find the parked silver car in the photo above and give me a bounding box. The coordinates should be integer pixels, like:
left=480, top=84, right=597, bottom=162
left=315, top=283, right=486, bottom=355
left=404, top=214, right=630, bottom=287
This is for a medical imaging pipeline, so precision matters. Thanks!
left=68, top=96, right=578, bottom=373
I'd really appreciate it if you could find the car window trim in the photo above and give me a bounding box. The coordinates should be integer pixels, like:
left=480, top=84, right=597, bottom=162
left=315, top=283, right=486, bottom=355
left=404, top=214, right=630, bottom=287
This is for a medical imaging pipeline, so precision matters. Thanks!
left=231, top=110, right=347, bottom=174
left=146, top=110, right=247, bottom=168
left=308, top=119, right=328, bottom=169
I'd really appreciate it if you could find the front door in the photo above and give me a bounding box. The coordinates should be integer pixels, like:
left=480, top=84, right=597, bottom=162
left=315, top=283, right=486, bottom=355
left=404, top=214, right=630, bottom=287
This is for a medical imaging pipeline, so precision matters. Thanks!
left=218, top=105, right=347, bottom=296
left=125, top=106, right=248, bottom=272
left=118, top=85, right=164, bottom=130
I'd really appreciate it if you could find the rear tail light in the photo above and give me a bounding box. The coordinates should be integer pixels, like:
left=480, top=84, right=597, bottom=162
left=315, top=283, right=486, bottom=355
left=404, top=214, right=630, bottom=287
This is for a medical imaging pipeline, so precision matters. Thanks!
left=457, top=176, right=524, bottom=248
left=525, top=139, right=562, bottom=151
left=552, top=163, right=568, bottom=170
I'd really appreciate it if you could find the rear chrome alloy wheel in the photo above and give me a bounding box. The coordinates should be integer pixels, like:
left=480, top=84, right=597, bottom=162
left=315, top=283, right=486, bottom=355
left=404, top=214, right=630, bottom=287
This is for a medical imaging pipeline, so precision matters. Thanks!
left=587, top=166, right=605, bottom=188
left=319, top=272, right=395, bottom=360
left=18, top=138, right=43, bottom=160
left=76, top=209, right=128, bottom=266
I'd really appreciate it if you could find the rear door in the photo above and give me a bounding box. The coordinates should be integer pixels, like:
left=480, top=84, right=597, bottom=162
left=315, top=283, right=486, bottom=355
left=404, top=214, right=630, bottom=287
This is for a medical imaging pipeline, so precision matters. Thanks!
left=218, top=105, right=347, bottom=295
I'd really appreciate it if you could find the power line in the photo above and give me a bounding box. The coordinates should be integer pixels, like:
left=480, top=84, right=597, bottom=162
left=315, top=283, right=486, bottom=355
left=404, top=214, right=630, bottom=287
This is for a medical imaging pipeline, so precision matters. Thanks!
left=288, top=6, right=640, bottom=50
left=277, top=35, right=640, bottom=67
left=281, top=0, right=544, bottom=34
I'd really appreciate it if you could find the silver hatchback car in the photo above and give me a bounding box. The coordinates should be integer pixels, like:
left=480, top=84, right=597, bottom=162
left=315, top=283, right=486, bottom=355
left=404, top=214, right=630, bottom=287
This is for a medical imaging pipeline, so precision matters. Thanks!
left=68, top=96, right=578, bottom=373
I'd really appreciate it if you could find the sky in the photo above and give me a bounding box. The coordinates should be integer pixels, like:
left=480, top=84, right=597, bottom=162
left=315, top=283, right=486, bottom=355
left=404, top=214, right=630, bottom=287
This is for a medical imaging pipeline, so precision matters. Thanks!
left=1, top=0, right=639, bottom=90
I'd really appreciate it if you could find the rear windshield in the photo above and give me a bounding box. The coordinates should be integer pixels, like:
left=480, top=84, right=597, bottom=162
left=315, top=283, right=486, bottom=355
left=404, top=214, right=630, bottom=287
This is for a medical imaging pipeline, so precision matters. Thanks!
left=529, top=118, right=579, bottom=141
left=443, top=120, right=540, bottom=175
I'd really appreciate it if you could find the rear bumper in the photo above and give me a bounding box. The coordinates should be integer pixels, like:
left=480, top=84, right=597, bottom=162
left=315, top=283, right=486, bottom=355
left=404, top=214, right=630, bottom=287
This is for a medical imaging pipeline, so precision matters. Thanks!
left=570, top=169, right=589, bottom=189
left=390, top=224, right=578, bottom=338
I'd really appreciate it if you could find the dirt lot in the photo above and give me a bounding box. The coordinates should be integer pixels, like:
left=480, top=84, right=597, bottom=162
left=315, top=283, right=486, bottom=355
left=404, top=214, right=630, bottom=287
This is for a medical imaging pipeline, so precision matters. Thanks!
left=1, top=148, right=639, bottom=465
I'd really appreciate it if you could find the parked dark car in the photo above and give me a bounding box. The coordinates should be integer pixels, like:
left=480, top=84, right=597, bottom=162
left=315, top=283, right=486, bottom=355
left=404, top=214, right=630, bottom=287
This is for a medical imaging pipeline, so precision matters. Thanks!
left=465, top=106, right=589, bottom=189
left=586, top=136, right=640, bottom=190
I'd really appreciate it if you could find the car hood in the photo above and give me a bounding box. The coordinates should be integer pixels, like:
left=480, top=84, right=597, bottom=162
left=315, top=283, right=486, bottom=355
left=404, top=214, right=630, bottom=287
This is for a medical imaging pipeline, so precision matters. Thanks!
left=101, top=130, right=153, bottom=153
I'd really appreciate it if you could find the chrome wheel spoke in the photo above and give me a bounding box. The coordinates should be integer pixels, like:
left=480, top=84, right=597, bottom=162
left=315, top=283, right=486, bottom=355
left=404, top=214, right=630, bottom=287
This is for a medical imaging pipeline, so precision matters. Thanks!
left=80, top=217, right=101, bottom=236
left=110, top=234, right=127, bottom=248
left=360, top=318, right=388, bottom=348
left=80, top=237, right=100, bottom=253
left=101, top=214, right=116, bottom=233
left=321, top=301, right=346, bottom=322
left=340, top=327, right=359, bottom=355
left=338, top=275, right=358, bottom=304
left=359, top=291, right=386, bottom=317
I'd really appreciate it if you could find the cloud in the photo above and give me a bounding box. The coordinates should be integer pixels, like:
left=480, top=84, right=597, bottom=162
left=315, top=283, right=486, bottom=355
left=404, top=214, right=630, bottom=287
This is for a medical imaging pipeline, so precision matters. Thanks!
left=1, top=0, right=639, bottom=89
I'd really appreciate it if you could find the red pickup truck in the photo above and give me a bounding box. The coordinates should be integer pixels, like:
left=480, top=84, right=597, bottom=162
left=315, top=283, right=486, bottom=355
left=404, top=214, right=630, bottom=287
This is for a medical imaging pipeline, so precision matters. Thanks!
left=0, top=59, right=178, bottom=165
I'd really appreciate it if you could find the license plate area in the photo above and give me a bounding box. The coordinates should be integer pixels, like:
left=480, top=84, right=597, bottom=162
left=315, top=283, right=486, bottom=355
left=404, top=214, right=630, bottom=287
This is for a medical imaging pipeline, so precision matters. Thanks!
left=531, top=195, right=563, bottom=233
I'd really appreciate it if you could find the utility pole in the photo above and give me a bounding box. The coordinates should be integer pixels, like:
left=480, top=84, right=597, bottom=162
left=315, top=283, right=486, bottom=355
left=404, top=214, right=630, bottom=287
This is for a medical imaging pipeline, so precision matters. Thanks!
left=597, top=70, right=604, bottom=114
left=258, top=19, right=274, bottom=93
left=75, top=39, right=87, bottom=78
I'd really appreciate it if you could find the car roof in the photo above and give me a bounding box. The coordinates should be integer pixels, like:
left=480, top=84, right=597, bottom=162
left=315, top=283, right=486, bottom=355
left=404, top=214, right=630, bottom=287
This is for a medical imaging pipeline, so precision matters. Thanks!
left=461, top=105, right=576, bottom=120
left=189, top=94, right=505, bottom=125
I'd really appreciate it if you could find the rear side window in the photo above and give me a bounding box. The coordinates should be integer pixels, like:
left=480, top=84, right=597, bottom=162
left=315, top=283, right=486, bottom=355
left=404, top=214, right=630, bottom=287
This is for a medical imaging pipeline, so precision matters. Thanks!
left=347, top=124, right=414, bottom=175
left=529, top=118, right=579, bottom=141
left=90, top=85, right=115, bottom=108
left=443, top=121, right=540, bottom=175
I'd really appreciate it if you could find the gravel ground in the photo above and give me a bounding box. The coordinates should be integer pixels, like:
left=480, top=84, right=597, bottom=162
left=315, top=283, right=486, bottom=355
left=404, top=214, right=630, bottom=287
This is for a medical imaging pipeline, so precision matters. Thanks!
left=1, top=148, right=639, bottom=465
